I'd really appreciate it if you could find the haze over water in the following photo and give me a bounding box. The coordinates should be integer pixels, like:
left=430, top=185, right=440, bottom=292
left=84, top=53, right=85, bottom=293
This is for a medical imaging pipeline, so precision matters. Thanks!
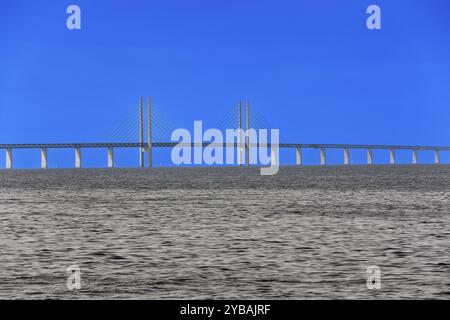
left=0, top=165, right=449, bottom=299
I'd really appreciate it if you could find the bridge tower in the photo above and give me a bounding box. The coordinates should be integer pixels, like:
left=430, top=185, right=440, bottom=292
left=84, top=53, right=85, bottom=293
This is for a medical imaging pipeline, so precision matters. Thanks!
left=238, top=100, right=243, bottom=166
left=139, top=97, right=144, bottom=168
left=245, top=101, right=250, bottom=166
left=148, top=96, right=152, bottom=168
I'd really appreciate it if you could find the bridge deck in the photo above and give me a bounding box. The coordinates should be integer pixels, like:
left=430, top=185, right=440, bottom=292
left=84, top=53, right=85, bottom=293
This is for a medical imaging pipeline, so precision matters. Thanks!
left=0, top=142, right=449, bottom=151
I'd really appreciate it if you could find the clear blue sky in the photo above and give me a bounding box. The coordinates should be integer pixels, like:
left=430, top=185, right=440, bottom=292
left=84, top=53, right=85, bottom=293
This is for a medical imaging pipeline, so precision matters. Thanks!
left=1, top=0, right=450, bottom=167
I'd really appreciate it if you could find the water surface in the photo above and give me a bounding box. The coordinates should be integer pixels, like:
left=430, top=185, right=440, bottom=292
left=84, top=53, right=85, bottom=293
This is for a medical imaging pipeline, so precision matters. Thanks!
left=0, top=165, right=449, bottom=299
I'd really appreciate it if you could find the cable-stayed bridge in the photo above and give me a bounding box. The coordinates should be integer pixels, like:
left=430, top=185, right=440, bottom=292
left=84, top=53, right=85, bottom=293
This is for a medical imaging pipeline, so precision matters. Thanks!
left=1, top=97, right=448, bottom=169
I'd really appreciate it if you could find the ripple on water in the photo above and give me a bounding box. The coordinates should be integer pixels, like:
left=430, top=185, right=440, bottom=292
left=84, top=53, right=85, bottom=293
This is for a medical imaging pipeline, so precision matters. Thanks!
left=0, top=166, right=449, bottom=299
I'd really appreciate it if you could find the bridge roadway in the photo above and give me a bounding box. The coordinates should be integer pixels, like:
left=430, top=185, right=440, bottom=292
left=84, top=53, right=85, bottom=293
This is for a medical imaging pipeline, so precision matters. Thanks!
left=1, top=142, right=450, bottom=150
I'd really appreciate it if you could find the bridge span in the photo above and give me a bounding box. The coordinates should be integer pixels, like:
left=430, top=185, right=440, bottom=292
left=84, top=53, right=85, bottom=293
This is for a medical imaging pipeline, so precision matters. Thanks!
left=1, top=97, right=448, bottom=169
left=0, top=142, right=448, bottom=169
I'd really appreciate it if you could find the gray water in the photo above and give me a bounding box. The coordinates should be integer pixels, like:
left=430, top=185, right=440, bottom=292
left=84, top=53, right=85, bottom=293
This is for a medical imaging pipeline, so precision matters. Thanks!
left=0, top=165, right=449, bottom=299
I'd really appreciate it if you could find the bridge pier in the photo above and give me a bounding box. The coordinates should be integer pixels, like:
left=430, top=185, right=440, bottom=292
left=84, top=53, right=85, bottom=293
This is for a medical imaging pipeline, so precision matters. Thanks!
left=343, top=148, right=350, bottom=165
left=296, top=147, right=302, bottom=165
left=75, top=147, right=82, bottom=168
left=434, top=150, right=440, bottom=164
left=412, top=150, right=418, bottom=164
left=107, top=147, right=114, bottom=168
left=389, top=149, right=396, bottom=165
left=367, top=149, right=373, bottom=165
left=41, top=147, right=48, bottom=169
left=271, top=146, right=278, bottom=166
left=6, top=148, right=12, bottom=169
left=320, top=148, right=326, bottom=165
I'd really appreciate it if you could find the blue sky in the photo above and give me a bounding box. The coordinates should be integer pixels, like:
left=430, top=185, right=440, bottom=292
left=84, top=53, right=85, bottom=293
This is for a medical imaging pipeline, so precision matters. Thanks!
left=1, top=0, right=450, bottom=167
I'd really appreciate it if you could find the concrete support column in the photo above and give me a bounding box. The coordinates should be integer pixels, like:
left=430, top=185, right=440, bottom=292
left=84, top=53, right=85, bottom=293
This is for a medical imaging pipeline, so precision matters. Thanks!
left=344, top=148, right=350, bottom=165
left=139, top=148, right=145, bottom=168
left=108, top=147, right=114, bottom=168
left=320, top=148, right=326, bottom=165
left=237, top=145, right=243, bottom=166
left=41, top=147, right=48, bottom=169
left=389, top=149, right=396, bottom=165
left=75, top=147, right=82, bottom=168
left=147, top=147, right=152, bottom=168
left=412, top=150, right=418, bottom=164
left=367, top=149, right=373, bottom=165
left=6, top=148, right=12, bottom=169
left=296, top=147, right=302, bottom=165
left=434, top=150, right=440, bottom=164
left=271, top=146, right=278, bottom=166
